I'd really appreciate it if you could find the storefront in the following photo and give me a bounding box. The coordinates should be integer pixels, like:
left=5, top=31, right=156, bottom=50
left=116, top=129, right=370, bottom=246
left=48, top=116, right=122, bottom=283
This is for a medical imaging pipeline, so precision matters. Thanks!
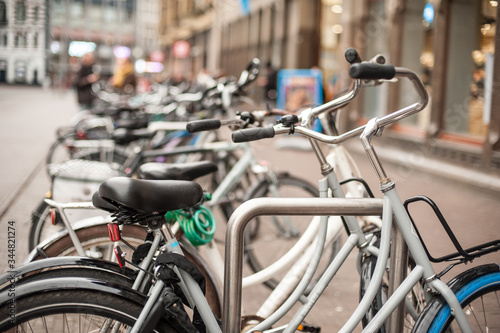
left=321, top=0, right=500, bottom=169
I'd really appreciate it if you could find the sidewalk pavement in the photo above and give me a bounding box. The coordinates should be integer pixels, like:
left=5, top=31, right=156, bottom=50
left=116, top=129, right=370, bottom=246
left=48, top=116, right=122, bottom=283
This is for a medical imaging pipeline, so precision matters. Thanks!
left=344, top=141, right=500, bottom=193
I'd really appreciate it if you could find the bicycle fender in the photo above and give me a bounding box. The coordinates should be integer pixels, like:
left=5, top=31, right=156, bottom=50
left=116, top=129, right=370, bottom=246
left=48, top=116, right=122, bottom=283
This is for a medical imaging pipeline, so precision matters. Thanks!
left=0, top=275, right=148, bottom=314
left=0, top=256, right=137, bottom=290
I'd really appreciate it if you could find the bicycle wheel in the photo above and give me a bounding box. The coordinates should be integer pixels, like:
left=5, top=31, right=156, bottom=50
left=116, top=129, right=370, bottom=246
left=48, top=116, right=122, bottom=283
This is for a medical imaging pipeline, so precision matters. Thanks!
left=29, top=223, right=223, bottom=318
left=46, top=132, right=129, bottom=176
left=30, top=223, right=147, bottom=261
left=242, top=173, right=342, bottom=291
left=359, top=229, right=426, bottom=333
left=412, top=263, right=500, bottom=333
left=359, top=230, right=388, bottom=333
left=0, top=288, right=178, bottom=332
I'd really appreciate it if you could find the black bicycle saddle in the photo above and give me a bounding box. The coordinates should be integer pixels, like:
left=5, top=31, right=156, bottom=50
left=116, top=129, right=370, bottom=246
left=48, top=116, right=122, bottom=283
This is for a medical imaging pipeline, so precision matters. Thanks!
left=98, top=177, right=203, bottom=214
left=92, top=191, right=119, bottom=213
left=137, top=161, right=218, bottom=181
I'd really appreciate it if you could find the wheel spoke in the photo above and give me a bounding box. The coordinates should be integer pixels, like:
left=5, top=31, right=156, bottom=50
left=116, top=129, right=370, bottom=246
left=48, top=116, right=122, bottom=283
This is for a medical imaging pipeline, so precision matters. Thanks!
left=481, top=296, right=487, bottom=332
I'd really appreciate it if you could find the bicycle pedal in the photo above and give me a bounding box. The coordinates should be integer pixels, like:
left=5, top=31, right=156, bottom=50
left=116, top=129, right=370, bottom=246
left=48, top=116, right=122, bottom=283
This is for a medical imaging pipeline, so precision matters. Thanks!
left=297, top=323, right=320, bottom=332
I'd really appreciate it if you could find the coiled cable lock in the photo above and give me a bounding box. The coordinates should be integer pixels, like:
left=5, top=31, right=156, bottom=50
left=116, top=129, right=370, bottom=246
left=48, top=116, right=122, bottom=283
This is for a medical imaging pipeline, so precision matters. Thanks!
left=165, top=205, right=216, bottom=246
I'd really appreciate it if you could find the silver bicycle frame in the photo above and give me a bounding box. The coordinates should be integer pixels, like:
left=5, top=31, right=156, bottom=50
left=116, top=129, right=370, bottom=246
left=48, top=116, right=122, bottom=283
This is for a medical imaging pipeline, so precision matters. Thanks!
left=220, top=67, right=473, bottom=332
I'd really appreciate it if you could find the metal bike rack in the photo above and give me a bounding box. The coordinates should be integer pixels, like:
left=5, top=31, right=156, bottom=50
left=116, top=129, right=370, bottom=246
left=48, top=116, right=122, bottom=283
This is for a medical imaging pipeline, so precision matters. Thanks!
left=222, top=197, right=384, bottom=332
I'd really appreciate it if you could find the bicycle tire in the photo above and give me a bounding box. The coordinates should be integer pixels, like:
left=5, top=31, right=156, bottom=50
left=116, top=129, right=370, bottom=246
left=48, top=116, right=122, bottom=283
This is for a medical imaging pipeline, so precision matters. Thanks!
left=45, top=132, right=77, bottom=175
left=411, top=263, right=500, bottom=333
left=0, top=287, right=178, bottom=332
left=243, top=173, right=334, bottom=291
left=29, top=198, right=52, bottom=251
left=359, top=232, right=387, bottom=333
left=359, top=229, right=426, bottom=333
left=29, top=223, right=223, bottom=317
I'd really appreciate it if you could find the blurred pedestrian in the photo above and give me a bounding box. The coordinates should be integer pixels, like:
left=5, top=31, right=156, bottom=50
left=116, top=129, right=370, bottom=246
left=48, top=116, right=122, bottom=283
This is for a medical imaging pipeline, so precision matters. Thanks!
left=74, top=52, right=99, bottom=111
left=110, top=57, right=136, bottom=94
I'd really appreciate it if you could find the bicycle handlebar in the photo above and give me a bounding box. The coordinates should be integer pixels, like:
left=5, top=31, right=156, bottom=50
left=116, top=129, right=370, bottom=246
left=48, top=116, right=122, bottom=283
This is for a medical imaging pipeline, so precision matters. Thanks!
left=344, top=48, right=362, bottom=64
left=232, top=127, right=275, bottom=142
left=186, top=119, right=222, bottom=133
left=349, top=63, right=396, bottom=80
left=231, top=66, right=428, bottom=145
left=186, top=109, right=291, bottom=133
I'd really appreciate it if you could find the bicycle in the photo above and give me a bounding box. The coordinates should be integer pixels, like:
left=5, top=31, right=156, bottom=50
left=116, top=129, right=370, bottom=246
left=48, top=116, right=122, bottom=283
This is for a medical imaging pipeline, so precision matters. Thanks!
left=223, top=61, right=500, bottom=332
left=26, top=58, right=369, bottom=296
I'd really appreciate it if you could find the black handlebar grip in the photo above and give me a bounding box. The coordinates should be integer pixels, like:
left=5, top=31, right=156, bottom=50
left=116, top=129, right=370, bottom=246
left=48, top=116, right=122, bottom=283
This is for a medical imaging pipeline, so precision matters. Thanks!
left=232, top=127, right=275, bottom=143
left=345, top=48, right=362, bottom=64
left=349, top=63, right=396, bottom=80
left=186, top=119, right=221, bottom=133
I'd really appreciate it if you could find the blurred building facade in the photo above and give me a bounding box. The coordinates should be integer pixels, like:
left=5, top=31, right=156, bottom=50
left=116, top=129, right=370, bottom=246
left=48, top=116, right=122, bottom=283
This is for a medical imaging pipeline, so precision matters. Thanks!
left=157, top=0, right=320, bottom=79
left=1, top=0, right=499, bottom=169
left=0, top=0, right=47, bottom=84
left=157, top=0, right=500, bottom=169
left=337, top=0, right=499, bottom=169
left=342, top=0, right=500, bottom=169
left=48, top=0, right=137, bottom=88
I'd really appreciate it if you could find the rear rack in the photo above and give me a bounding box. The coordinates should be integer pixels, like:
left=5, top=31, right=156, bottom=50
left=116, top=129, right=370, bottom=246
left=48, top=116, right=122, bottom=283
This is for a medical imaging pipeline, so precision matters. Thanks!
left=404, top=195, right=500, bottom=265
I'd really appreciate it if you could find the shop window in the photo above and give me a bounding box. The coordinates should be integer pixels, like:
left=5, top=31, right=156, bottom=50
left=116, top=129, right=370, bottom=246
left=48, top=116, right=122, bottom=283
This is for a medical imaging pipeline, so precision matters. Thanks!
left=70, top=0, right=84, bottom=20
left=15, top=61, right=26, bottom=83
left=362, top=0, right=389, bottom=119
left=320, top=0, right=344, bottom=101
left=397, top=0, right=434, bottom=129
left=444, top=0, right=496, bottom=138
left=54, top=0, right=63, bottom=14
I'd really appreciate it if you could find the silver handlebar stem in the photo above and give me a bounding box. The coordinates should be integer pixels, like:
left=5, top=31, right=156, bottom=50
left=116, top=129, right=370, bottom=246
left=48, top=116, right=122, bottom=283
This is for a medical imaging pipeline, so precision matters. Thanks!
left=310, top=78, right=361, bottom=119
left=298, top=79, right=361, bottom=127
left=360, top=68, right=429, bottom=185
